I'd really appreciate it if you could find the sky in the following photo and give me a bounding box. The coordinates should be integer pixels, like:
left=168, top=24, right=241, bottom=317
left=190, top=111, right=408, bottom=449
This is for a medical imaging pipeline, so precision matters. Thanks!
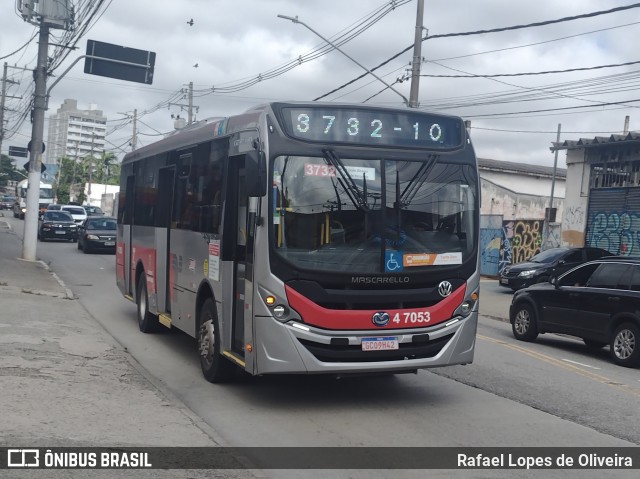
left=1, top=0, right=640, bottom=168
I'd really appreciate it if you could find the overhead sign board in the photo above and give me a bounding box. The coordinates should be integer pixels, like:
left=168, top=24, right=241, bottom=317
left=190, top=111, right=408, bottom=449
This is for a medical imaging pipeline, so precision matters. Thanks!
left=84, top=40, right=156, bottom=85
left=8, top=146, right=28, bottom=158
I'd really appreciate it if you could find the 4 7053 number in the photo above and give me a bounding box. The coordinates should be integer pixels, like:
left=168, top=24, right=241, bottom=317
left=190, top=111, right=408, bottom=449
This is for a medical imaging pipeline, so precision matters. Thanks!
left=392, top=311, right=431, bottom=324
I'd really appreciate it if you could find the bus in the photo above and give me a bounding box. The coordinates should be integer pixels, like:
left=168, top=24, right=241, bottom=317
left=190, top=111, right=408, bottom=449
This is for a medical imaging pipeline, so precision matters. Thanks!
left=116, top=102, right=480, bottom=382
left=13, top=179, right=54, bottom=219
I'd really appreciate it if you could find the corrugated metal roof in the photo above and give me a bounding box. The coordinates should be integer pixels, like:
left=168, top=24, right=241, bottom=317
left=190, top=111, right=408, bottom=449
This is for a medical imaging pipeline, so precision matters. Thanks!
left=478, top=157, right=566, bottom=179
left=551, top=131, right=640, bottom=151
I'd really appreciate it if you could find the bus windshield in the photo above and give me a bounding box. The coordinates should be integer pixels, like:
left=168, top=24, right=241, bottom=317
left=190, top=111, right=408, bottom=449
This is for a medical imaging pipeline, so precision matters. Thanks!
left=272, top=153, right=477, bottom=274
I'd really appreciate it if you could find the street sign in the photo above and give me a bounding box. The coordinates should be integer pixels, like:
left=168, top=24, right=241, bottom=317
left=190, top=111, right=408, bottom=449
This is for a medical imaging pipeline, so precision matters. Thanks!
left=8, top=146, right=28, bottom=158
left=84, top=40, right=156, bottom=85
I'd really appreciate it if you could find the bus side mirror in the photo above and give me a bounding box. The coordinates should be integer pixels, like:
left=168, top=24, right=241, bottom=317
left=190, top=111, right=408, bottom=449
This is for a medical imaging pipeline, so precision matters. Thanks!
left=245, top=150, right=267, bottom=197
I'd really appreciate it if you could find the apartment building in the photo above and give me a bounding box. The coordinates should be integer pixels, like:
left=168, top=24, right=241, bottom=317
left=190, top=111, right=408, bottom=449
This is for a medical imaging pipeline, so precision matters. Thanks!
left=44, top=99, right=107, bottom=181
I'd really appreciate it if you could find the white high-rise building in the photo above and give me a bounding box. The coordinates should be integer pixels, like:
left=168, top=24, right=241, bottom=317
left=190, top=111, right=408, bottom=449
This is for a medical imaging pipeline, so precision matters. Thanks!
left=45, top=99, right=107, bottom=181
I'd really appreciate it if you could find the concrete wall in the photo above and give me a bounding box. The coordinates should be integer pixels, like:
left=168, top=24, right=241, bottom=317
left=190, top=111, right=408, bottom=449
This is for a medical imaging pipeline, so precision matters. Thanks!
left=560, top=149, right=590, bottom=247
left=481, top=178, right=563, bottom=220
left=481, top=170, right=565, bottom=198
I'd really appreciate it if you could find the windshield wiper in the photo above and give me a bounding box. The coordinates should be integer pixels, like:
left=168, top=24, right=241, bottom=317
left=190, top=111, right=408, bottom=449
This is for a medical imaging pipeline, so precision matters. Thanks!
left=399, top=156, right=437, bottom=207
left=323, top=149, right=370, bottom=211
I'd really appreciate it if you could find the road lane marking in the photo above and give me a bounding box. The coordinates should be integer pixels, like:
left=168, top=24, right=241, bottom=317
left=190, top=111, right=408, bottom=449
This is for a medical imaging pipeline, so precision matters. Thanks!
left=477, top=334, right=640, bottom=398
left=561, top=359, right=601, bottom=370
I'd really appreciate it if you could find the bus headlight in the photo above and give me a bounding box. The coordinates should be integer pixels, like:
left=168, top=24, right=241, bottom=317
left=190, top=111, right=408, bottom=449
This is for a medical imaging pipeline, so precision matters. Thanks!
left=454, top=291, right=478, bottom=318
left=273, top=305, right=289, bottom=319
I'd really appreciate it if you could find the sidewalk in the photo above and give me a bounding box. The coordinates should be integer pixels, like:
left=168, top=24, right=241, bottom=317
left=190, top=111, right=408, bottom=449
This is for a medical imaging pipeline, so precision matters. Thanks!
left=0, top=215, right=252, bottom=478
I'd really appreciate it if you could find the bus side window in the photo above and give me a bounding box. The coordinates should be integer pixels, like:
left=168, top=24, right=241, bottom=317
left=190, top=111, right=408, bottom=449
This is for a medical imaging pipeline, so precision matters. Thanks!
left=187, top=140, right=227, bottom=234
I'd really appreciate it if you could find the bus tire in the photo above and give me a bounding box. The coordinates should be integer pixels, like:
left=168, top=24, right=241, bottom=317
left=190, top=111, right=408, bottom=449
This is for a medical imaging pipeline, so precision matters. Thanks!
left=136, top=273, right=159, bottom=333
left=198, top=298, right=235, bottom=383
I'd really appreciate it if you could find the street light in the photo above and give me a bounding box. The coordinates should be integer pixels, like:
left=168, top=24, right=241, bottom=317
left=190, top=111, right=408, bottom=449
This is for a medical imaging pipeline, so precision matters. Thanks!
left=277, top=14, right=410, bottom=107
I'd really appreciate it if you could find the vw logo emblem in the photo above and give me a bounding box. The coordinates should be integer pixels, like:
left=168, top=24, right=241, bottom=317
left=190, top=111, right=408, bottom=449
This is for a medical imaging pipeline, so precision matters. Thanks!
left=438, top=281, right=453, bottom=297
left=372, top=312, right=390, bottom=327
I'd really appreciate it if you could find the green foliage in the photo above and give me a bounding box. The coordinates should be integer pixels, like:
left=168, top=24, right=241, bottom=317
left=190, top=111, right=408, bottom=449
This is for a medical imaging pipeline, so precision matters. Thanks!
left=0, top=154, right=26, bottom=186
left=52, top=152, right=120, bottom=203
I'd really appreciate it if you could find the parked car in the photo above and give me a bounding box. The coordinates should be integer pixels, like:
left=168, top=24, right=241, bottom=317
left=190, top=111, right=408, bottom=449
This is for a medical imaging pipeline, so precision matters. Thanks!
left=84, top=205, right=104, bottom=216
left=77, top=216, right=117, bottom=253
left=499, top=247, right=611, bottom=291
left=60, top=205, right=87, bottom=224
left=38, top=211, right=78, bottom=242
left=510, top=257, right=640, bottom=367
left=1, top=195, right=15, bottom=210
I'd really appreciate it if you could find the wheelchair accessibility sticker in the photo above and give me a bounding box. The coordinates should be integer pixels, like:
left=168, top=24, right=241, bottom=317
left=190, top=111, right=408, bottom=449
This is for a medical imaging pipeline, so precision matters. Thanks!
left=384, top=250, right=403, bottom=272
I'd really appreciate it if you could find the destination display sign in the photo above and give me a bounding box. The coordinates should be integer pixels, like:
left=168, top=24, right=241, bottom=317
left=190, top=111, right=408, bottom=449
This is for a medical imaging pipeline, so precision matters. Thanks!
left=280, top=107, right=463, bottom=149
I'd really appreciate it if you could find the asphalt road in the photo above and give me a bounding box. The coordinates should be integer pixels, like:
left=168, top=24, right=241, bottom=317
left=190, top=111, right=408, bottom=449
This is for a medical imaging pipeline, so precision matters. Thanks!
left=7, top=214, right=639, bottom=478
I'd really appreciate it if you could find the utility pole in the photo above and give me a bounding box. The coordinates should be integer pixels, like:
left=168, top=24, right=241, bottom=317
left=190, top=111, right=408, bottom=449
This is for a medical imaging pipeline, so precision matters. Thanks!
left=169, top=82, right=198, bottom=125
left=409, top=0, right=425, bottom=108
left=19, top=0, right=71, bottom=261
left=132, top=108, right=137, bottom=150
left=87, top=131, right=95, bottom=200
left=0, top=63, right=21, bottom=159
left=22, top=25, right=50, bottom=261
left=69, top=140, right=79, bottom=201
left=544, top=123, right=561, bottom=250
left=0, top=63, right=9, bottom=157
left=188, top=82, right=193, bottom=124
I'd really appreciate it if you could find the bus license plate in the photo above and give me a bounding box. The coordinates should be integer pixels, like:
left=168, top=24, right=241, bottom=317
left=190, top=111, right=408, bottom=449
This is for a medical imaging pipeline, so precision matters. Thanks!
left=361, top=337, right=399, bottom=351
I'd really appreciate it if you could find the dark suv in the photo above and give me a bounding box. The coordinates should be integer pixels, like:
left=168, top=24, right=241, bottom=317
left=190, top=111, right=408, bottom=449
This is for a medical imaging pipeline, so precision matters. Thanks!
left=510, top=257, right=640, bottom=367
left=499, top=247, right=610, bottom=291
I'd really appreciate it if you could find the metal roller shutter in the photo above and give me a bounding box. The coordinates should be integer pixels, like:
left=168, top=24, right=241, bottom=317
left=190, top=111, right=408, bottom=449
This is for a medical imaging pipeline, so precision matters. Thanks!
left=585, top=187, right=640, bottom=257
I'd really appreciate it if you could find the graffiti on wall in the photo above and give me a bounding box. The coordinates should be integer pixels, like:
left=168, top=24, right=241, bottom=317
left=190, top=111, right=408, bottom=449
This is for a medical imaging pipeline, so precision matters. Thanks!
left=499, top=219, right=543, bottom=273
left=564, top=206, right=585, bottom=230
left=586, top=211, right=640, bottom=256
left=542, top=223, right=561, bottom=250
left=480, top=228, right=502, bottom=276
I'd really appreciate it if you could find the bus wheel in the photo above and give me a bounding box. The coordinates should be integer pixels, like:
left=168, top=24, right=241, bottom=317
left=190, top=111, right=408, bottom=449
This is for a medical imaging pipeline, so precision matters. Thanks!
left=198, top=298, right=235, bottom=383
left=136, top=274, right=159, bottom=333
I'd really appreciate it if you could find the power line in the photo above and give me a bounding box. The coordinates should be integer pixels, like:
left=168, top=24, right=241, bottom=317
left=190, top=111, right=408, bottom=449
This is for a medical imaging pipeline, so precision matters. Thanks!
left=420, top=60, right=640, bottom=78
left=315, top=3, right=640, bottom=101
left=0, top=31, right=38, bottom=60
left=471, top=126, right=632, bottom=134
left=460, top=97, right=640, bottom=118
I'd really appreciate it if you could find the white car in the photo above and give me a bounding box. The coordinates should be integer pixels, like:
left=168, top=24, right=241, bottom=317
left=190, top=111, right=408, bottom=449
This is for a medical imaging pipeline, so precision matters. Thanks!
left=61, top=205, right=88, bottom=224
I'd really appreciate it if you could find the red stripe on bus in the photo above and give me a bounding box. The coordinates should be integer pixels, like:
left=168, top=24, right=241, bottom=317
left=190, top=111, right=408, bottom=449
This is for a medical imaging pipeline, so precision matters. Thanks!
left=131, top=245, right=157, bottom=296
left=284, top=284, right=466, bottom=330
left=115, top=241, right=125, bottom=281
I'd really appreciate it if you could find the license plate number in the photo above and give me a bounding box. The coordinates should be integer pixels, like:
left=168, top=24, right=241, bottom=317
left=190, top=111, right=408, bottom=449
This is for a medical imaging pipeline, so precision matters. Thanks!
left=361, top=337, right=399, bottom=351
left=104, top=241, right=115, bottom=246
left=55, top=231, right=66, bottom=235
left=500, top=278, right=509, bottom=285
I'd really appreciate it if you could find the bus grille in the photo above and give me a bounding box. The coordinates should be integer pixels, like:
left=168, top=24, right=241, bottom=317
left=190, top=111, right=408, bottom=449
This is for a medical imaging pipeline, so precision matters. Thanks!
left=287, top=279, right=465, bottom=311
left=297, top=334, right=453, bottom=363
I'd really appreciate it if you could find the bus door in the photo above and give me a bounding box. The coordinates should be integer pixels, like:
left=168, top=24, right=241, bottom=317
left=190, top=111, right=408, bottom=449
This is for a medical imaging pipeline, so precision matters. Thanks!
left=121, top=175, right=136, bottom=295
left=223, top=154, right=254, bottom=358
left=156, top=166, right=175, bottom=313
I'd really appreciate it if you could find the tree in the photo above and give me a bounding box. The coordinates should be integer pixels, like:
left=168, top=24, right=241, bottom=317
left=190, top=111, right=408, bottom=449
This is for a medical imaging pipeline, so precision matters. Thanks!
left=52, top=151, right=120, bottom=204
left=0, top=154, right=25, bottom=187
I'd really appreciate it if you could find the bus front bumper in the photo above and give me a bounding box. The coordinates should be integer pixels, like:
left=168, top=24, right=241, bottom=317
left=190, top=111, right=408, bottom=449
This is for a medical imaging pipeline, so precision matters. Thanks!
left=253, top=312, right=477, bottom=375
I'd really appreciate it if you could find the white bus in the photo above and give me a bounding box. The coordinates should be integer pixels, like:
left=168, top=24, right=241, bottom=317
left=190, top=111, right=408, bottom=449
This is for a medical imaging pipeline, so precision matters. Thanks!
left=116, top=102, right=480, bottom=382
left=13, top=179, right=54, bottom=219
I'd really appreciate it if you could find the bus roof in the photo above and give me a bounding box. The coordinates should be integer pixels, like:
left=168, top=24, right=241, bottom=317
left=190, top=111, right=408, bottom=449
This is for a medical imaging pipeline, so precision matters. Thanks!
left=122, top=101, right=466, bottom=165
